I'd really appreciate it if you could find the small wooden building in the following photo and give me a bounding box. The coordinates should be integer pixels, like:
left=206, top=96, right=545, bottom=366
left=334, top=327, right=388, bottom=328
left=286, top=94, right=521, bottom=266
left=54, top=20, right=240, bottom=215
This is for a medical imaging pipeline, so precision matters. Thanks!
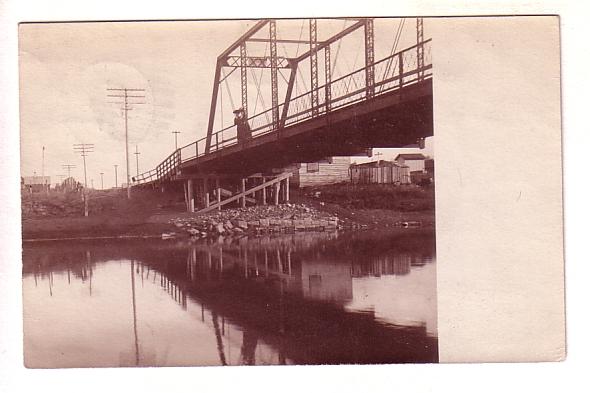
left=394, top=153, right=427, bottom=173
left=284, top=157, right=351, bottom=188
left=349, top=160, right=410, bottom=185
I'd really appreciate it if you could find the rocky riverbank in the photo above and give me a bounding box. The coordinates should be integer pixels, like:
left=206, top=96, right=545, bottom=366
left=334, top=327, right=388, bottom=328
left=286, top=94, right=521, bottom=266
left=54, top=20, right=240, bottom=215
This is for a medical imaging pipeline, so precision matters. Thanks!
left=161, top=203, right=340, bottom=240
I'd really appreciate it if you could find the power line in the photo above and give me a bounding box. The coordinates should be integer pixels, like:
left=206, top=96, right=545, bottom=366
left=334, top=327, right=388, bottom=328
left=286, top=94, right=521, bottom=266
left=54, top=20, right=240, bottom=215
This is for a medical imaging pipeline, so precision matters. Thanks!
left=73, top=143, right=94, bottom=188
left=107, top=87, right=146, bottom=199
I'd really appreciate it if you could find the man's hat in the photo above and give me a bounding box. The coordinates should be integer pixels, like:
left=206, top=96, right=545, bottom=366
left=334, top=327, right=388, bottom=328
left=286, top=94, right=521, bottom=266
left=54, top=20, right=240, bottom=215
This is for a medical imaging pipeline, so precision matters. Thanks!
left=233, top=107, right=244, bottom=114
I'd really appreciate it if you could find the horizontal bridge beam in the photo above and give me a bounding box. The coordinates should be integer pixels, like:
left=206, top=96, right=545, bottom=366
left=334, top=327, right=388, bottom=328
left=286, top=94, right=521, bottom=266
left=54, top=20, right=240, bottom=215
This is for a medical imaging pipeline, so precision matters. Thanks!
left=246, top=37, right=326, bottom=45
left=223, top=56, right=293, bottom=69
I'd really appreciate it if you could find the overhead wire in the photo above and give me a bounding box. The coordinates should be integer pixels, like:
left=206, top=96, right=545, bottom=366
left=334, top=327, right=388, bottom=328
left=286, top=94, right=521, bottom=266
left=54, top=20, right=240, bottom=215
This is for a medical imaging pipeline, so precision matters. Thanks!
left=221, top=69, right=235, bottom=113
left=249, top=41, right=272, bottom=125
left=343, top=35, right=363, bottom=93
left=331, top=19, right=347, bottom=76
left=380, top=18, right=405, bottom=92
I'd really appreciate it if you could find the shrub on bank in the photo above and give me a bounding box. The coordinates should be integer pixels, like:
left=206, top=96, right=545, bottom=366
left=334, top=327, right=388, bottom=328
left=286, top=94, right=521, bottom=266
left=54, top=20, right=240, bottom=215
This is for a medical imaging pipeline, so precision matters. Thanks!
left=305, top=183, right=435, bottom=211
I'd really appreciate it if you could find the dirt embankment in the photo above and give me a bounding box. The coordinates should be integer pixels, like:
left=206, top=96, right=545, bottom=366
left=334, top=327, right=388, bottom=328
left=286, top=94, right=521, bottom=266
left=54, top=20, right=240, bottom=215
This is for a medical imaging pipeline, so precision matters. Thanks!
left=290, top=183, right=435, bottom=229
left=21, top=189, right=184, bottom=240
left=21, top=184, right=435, bottom=240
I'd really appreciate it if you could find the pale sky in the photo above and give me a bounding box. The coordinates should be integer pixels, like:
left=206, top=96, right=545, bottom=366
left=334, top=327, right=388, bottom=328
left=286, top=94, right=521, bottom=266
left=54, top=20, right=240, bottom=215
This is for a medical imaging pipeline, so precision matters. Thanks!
left=19, top=18, right=432, bottom=187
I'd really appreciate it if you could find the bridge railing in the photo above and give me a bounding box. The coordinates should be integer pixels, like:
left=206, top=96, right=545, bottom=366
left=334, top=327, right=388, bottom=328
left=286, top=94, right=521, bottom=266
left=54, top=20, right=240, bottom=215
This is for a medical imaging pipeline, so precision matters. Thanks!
left=133, top=40, right=432, bottom=186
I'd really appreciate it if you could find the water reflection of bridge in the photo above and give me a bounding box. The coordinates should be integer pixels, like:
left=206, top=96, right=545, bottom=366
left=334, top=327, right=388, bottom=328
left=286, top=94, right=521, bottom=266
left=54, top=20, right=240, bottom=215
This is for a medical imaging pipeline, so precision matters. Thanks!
left=23, top=230, right=437, bottom=365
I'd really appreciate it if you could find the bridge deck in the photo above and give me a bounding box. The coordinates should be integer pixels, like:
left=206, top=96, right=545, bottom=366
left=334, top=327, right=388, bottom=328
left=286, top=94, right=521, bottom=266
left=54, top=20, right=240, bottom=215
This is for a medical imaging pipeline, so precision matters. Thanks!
left=134, top=40, right=433, bottom=186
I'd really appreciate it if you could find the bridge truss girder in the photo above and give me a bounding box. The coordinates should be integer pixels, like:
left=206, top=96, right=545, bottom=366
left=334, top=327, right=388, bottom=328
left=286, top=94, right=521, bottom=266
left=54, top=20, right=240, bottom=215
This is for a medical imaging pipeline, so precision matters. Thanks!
left=204, top=18, right=375, bottom=154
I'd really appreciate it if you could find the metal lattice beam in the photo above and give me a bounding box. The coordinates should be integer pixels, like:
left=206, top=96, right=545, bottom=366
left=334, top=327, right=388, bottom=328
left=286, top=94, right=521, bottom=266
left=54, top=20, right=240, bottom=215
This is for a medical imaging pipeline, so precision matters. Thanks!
left=364, top=19, right=375, bottom=99
left=225, top=56, right=292, bottom=68
left=270, top=20, right=279, bottom=129
left=240, top=43, right=248, bottom=116
left=247, top=37, right=325, bottom=45
left=417, top=17, right=424, bottom=81
left=325, top=45, right=332, bottom=112
left=309, top=19, right=319, bottom=117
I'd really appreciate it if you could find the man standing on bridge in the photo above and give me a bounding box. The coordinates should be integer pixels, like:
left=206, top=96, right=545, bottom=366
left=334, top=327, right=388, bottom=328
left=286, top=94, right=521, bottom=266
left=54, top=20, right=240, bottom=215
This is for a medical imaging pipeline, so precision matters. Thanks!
left=233, top=108, right=251, bottom=146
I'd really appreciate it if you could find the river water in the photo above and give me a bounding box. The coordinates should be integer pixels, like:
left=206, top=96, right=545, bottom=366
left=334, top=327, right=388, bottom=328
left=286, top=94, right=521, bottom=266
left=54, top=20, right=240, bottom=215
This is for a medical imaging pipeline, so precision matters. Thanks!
left=22, top=230, right=437, bottom=367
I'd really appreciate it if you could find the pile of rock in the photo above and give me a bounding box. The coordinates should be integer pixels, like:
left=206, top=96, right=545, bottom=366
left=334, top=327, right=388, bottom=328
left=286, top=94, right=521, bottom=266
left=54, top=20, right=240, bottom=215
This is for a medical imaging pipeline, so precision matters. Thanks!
left=163, top=203, right=341, bottom=239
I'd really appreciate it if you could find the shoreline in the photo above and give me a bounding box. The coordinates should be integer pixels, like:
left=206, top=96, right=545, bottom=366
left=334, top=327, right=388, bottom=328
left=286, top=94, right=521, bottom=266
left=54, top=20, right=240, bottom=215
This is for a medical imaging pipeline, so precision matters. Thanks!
left=21, top=187, right=435, bottom=241
left=22, top=204, right=434, bottom=241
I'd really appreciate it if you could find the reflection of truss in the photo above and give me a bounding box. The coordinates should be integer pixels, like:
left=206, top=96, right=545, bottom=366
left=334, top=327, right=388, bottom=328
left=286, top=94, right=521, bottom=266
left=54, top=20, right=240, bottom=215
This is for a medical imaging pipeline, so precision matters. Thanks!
left=224, top=56, right=292, bottom=69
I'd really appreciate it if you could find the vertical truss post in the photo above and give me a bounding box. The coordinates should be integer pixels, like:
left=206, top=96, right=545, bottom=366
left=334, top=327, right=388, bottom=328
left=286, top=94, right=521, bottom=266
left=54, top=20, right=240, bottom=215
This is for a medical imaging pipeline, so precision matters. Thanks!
left=309, top=19, right=319, bottom=117
left=324, top=45, right=332, bottom=112
left=240, top=43, right=248, bottom=117
left=364, top=18, right=375, bottom=99
left=416, top=17, right=424, bottom=81
left=280, top=63, right=297, bottom=129
left=269, top=20, right=279, bottom=129
left=205, top=60, right=222, bottom=153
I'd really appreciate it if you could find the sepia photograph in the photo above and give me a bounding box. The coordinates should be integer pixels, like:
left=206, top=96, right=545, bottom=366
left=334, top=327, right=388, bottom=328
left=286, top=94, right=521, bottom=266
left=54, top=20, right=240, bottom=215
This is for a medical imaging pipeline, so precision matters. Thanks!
left=16, top=11, right=569, bottom=376
left=20, top=17, right=437, bottom=367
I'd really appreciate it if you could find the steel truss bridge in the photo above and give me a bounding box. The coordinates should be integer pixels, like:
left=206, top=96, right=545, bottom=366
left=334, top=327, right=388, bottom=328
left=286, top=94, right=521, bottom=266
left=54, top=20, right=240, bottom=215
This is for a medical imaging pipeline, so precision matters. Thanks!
left=133, top=18, right=433, bottom=212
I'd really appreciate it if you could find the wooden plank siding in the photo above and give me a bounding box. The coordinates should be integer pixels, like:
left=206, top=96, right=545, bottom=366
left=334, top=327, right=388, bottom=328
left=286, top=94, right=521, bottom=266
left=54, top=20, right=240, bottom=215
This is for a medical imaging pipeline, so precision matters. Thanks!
left=350, top=162, right=410, bottom=185
left=289, top=157, right=351, bottom=188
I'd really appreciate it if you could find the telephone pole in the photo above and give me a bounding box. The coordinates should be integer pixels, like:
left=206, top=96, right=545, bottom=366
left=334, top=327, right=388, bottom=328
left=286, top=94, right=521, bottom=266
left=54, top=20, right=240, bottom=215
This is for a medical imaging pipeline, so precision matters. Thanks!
left=73, top=143, right=94, bottom=188
left=114, top=165, right=119, bottom=188
left=62, top=164, right=76, bottom=178
left=107, top=87, right=146, bottom=199
left=100, top=172, right=104, bottom=190
left=133, top=145, right=140, bottom=178
left=41, top=146, right=47, bottom=193
left=172, top=130, right=181, bottom=150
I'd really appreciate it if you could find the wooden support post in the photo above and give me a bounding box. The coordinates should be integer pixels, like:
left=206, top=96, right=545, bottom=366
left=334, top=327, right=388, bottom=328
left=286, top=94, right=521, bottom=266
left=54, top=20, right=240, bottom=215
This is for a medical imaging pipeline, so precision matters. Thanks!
left=241, top=178, right=246, bottom=208
left=285, top=176, right=290, bottom=202
left=283, top=179, right=289, bottom=202
left=187, top=179, right=194, bottom=212
left=216, top=177, right=221, bottom=211
left=203, top=177, right=209, bottom=208
left=274, top=181, right=280, bottom=205
left=262, top=177, right=267, bottom=205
